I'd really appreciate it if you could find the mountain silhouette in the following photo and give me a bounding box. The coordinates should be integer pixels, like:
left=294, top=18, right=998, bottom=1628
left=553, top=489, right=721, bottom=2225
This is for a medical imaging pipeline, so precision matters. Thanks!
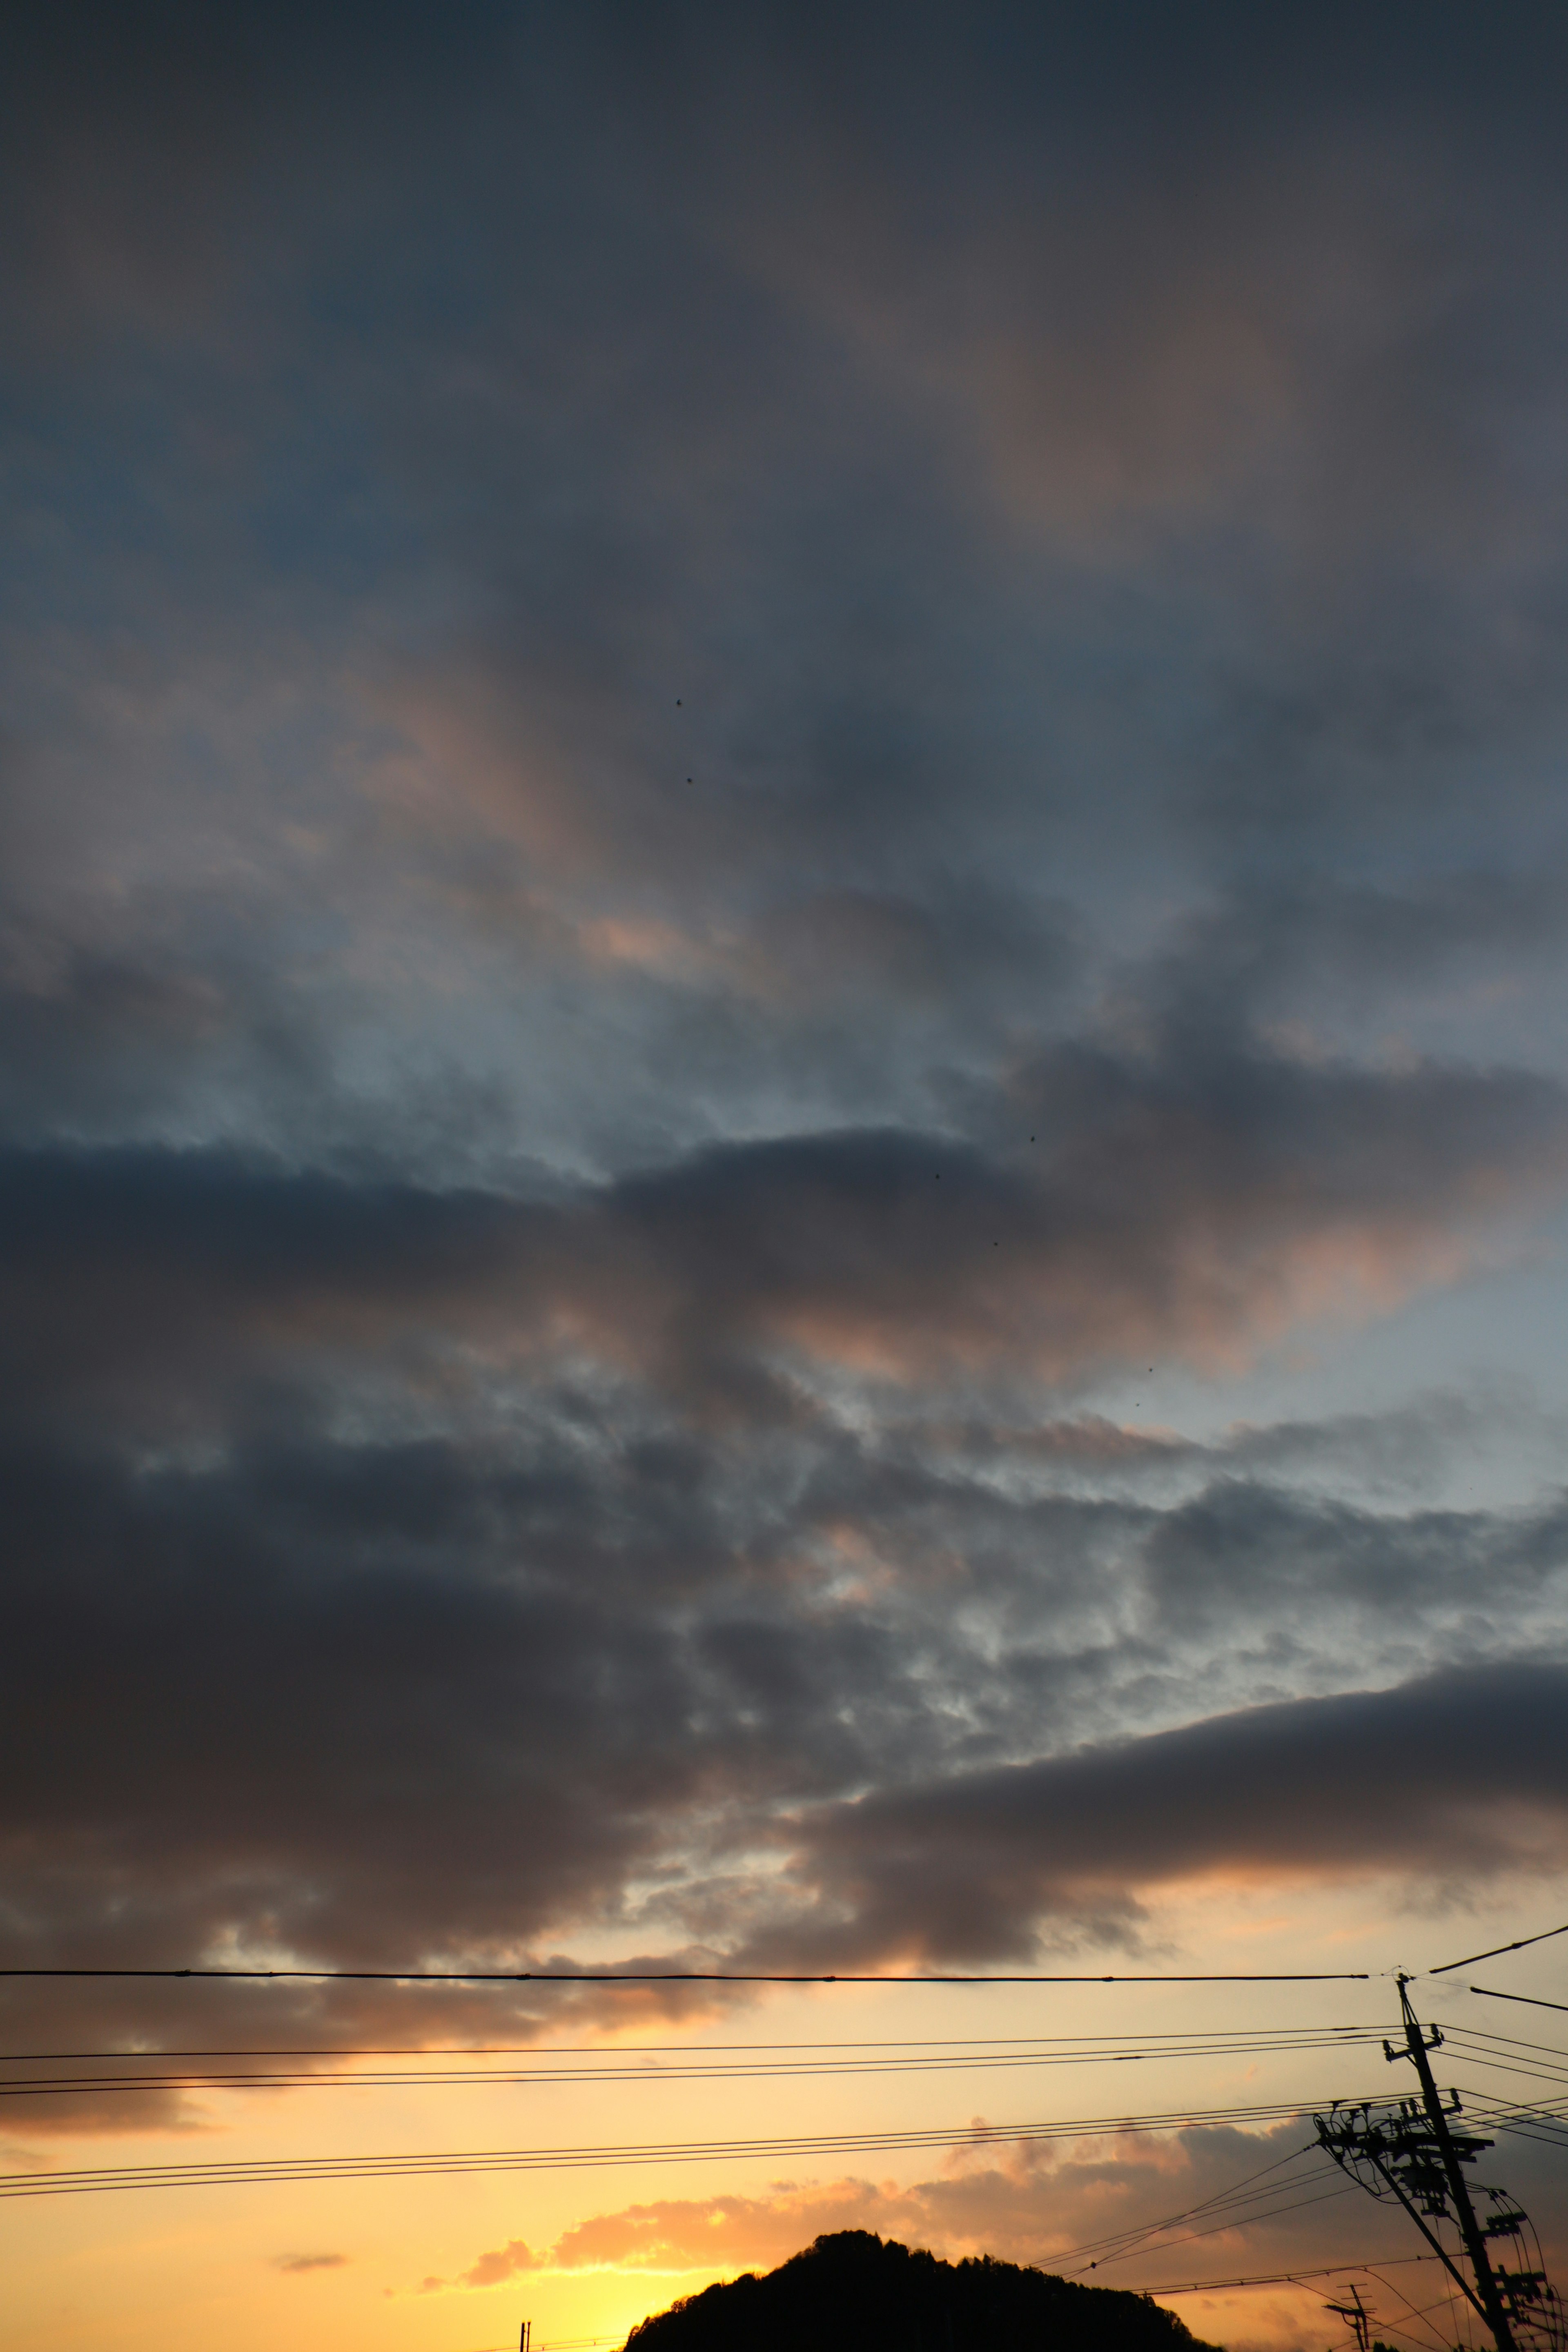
left=624, top=2229, right=1225, bottom=2352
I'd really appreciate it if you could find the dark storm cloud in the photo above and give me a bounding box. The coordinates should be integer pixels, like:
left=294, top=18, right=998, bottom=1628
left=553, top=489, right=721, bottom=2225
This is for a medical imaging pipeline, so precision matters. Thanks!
left=4, top=0, right=1568, bottom=1221
left=3, top=989, right=1566, bottom=2093
left=4, top=1009, right=1564, bottom=1440
left=0, top=1423, right=886, bottom=1962
left=5, top=1385, right=1568, bottom=2095
left=786, top=1661, right=1568, bottom=1966
left=9, top=0, right=1568, bottom=929
left=7, top=0, right=1568, bottom=2185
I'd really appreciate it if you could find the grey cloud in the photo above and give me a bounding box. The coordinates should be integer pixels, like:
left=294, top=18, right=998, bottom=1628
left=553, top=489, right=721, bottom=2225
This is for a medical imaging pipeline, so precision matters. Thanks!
left=5, top=0, right=1568, bottom=1242
left=5, top=1361, right=1568, bottom=2112
left=787, top=1662, right=1568, bottom=1965
left=1138, top=1479, right=1568, bottom=1642
left=7, top=2, right=1568, bottom=2221
left=909, top=1387, right=1548, bottom=1508
left=0, top=1411, right=931, bottom=2076
left=2, top=1439, right=716, bottom=1958
left=0, top=935, right=334, bottom=1147
left=1129, top=872, right=1568, bottom=1035
left=5, top=1015, right=1564, bottom=1448
left=1198, top=1389, right=1542, bottom=1494
left=735, top=882, right=1079, bottom=1024
left=9, top=4, right=1568, bottom=951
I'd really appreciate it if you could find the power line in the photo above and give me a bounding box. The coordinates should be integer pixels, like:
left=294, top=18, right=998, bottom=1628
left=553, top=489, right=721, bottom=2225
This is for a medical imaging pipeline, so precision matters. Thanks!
left=0, top=1966, right=1373, bottom=1984
left=0, top=2026, right=1388, bottom=2099
left=1360, top=2263, right=1479, bottom=2352
left=1470, top=1988, right=1568, bottom=2019
left=1128, top=2255, right=1444, bottom=2296
left=1439, top=2049, right=1568, bottom=2098
left=0, top=2024, right=1388, bottom=2063
left=1441, top=2025, right=1568, bottom=2062
left=1454, top=2090, right=1568, bottom=2145
left=15, top=1920, right=1568, bottom=1992
left=1428, top=1924, right=1568, bottom=1978
left=0, top=2091, right=1377, bottom=2200
left=1051, top=2143, right=1325, bottom=2268
left=1065, top=2177, right=1360, bottom=2275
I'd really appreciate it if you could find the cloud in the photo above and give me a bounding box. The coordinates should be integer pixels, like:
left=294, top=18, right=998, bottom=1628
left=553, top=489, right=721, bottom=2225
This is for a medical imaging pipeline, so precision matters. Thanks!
left=530, top=2156, right=1285, bottom=2278
left=4, top=1006, right=1565, bottom=1450
left=273, top=2251, right=348, bottom=2273
left=784, top=1662, right=1568, bottom=1965
left=5, top=1396, right=1568, bottom=2109
left=3, top=1094, right=1568, bottom=2085
left=905, top=1383, right=1561, bottom=1509
left=459, top=2238, right=540, bottom=2287
left=6, top=0, right=1568, bottom=2252
left=446, top=2115, right=1568, bottom=2287
left=6, top=0, right=1568, bottom=1275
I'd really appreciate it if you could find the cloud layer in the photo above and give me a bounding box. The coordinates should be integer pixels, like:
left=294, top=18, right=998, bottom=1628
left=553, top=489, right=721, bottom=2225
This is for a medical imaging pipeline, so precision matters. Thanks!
left=4, top=22, right=1568, bottom=2292
left=436, top=2112, right=1568, bottom=2303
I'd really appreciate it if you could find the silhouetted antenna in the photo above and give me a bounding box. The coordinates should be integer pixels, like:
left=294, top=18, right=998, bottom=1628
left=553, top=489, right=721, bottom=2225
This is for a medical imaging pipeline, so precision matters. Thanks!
left=1314, top=1978, right=1564, bottom=2352
left=1324, top=2280, right=1374, bottom=2352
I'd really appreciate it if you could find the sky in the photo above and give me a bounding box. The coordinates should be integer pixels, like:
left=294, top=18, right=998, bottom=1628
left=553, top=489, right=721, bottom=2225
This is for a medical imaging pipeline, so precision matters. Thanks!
left=6, top=4, right=1568, bottom=2348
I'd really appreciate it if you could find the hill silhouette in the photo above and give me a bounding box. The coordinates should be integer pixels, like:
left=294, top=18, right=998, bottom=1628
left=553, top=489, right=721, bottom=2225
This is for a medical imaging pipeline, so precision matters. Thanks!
left=624, top=2230, right=1224, bottom=2352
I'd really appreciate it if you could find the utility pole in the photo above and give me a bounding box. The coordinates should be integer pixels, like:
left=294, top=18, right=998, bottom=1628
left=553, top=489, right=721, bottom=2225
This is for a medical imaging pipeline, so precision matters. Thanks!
left=1316, top=1976, right=1561, bottom=2352
left=519, top=2323, right=532, bottom=2352
left=1390, top=1976, right=1517, bottom=2352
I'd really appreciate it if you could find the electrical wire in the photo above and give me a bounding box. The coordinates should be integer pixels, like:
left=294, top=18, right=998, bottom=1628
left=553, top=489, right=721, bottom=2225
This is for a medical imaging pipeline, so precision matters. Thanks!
left=0, top=2023, right=1388, bottom=2063
left=1470, top=1986, right=1568, bottom=2018
left=1460, top=2083, right=1568, bottom=2126
left=1135, top=2253, right=1441, bottom=2294
left=1049, top=2144, right=1328, bottom=2268
left=0, top=2091, right=1380, bottom=2200
left=0, top=1965, right=1374, bottom=1984
left=1439, top=2023, right=1568, bottom=2063
left=1062, top=2177, right=1360, bottom=2275
left=0, top=2025, right=1388, bottom=2100
left=1437, top=2048, right=1568, bottom=2097
left=1361, top=2266, right=1474, bottom=2352
left=1475, top=2112, right=1568, bottom=2152
left=1428, top=1922, right=1568, bottom=1977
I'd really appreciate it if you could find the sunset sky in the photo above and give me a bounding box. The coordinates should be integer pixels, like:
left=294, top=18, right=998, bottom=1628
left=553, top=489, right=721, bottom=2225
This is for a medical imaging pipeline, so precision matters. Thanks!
left=7, top=7, right=1568, bottom=2350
